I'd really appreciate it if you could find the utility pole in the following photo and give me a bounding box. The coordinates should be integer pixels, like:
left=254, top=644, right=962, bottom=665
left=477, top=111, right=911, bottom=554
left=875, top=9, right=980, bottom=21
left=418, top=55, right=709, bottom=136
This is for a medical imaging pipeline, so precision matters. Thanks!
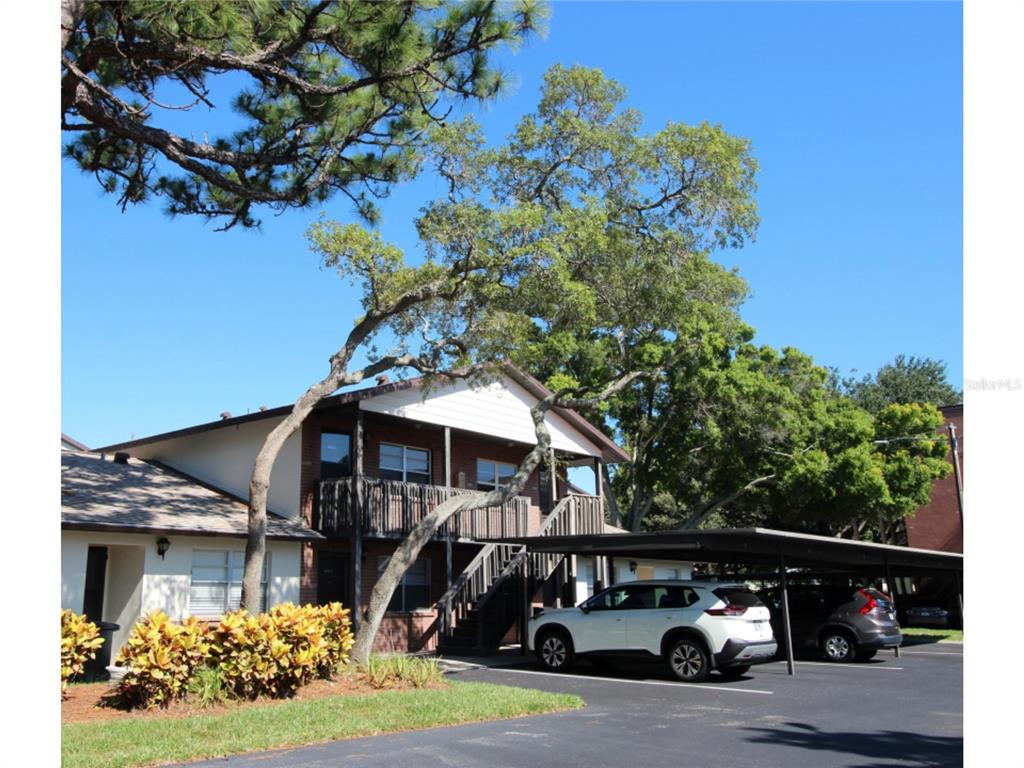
left=947, top=422, right=964, bottom=541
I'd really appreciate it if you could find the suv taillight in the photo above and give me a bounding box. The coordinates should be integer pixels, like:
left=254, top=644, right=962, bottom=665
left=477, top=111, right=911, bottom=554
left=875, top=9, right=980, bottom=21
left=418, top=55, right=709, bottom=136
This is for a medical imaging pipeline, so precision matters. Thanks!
left=706, top=605, right=748, bottom=617
left=858, top=589, right=878, bottom=615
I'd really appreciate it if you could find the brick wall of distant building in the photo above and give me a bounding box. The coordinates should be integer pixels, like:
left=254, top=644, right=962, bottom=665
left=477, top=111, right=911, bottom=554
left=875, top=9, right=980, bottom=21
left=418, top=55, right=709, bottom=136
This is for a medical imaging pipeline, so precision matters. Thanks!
left=905, top=404, right=963, bottom=553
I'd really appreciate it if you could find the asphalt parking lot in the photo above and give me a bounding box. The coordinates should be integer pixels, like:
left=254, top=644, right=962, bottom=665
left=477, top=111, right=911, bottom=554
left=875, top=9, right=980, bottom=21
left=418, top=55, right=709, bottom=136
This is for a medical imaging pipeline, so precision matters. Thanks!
left=187, top=644, right=962, bottom=768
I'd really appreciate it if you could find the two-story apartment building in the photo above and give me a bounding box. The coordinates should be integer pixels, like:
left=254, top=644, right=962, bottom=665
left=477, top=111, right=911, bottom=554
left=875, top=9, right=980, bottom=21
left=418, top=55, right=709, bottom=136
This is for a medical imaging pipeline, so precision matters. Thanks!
left=74, top=367, right=630, bottom=655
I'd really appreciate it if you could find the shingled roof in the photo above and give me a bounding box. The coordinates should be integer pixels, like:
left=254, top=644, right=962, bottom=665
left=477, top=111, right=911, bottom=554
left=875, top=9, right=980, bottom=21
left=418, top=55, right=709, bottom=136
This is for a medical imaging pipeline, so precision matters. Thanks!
left=61, top=452, right=321, bottom=541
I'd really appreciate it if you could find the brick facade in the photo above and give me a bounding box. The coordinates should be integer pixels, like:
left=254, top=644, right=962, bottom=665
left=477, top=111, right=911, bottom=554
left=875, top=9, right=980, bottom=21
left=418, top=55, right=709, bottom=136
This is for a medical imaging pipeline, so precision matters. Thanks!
left=905, top=404, right=963, bottom=553
left=296, top=403, right=580, bottom=651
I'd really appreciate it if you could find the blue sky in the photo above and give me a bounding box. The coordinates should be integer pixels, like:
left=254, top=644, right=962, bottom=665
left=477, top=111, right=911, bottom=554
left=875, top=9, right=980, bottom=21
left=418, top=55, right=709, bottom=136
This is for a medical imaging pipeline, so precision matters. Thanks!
left=61, top=1, right=963, bottom=449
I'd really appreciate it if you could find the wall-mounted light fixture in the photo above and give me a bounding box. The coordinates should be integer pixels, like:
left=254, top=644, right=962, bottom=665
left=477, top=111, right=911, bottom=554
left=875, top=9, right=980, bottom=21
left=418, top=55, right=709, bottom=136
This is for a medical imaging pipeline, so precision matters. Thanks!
left=156, top=536, right=171, bottom=559
left=629, top=560, right=637, bottom=574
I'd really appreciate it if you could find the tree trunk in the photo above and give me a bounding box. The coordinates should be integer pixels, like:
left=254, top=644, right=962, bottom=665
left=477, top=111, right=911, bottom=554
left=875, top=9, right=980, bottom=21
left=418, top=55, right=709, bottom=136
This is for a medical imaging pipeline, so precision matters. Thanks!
left=851, top=520, right=865, bottom=541
left=350, top=494, right=476, bottom=663
left=627, top=493, right=653, bottom=532
left=242, top=369, right=345, bottom=611
left=602, top=463, right=622, bottom=527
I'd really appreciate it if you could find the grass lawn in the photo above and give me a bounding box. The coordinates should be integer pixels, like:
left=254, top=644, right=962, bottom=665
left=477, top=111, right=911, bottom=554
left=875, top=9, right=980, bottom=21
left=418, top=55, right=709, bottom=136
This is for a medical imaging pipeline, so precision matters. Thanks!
left=901, top=627, right=964, bottom=643
left=62, top=681, right=583, bottom=768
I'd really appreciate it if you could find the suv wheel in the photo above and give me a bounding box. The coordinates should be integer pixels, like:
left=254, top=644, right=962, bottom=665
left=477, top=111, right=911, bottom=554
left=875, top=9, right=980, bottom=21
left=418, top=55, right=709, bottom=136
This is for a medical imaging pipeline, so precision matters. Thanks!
left=667, top=638, right=710, bottom=682
left=537, top=630, right=573, bottom=671
left=821, top=630, right=856, bottom=662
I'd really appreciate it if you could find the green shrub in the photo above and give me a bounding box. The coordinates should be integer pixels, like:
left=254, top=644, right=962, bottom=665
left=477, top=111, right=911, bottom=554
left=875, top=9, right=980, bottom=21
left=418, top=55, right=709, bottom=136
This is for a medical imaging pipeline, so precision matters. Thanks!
left=187, top=666, right=228, bottom=708
left=407, top=657, right=442, bottom=688
left=362, top=654, right=443, bottom=689
left=61, top=609, right=105, bottom=697
left=104, top=602, right=355, bottom=709
left=207, top=602, right=355, bottom=700
left=314, top=602, right=355, bottom=676
left=111, top=612, right=210, bottom=709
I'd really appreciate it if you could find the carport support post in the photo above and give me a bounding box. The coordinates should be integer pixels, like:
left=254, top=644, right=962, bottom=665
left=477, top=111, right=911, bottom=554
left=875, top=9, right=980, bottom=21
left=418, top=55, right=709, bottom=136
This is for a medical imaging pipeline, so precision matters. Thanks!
left=594, top=458, right=605, bottom=592
left=884, top=556, right=900, bottom=658
left=443, top=535, right=453, bottom=638
left=520, top=555, right=531, bottom=656
left=956, top=569, right=964, bottom=626
left=779, top=552, right=795, bottom=676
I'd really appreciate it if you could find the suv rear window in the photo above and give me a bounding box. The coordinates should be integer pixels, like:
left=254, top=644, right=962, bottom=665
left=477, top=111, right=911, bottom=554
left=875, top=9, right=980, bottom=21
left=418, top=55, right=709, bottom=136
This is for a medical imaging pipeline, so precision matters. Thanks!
left=713, top=587, right=765, bottom=608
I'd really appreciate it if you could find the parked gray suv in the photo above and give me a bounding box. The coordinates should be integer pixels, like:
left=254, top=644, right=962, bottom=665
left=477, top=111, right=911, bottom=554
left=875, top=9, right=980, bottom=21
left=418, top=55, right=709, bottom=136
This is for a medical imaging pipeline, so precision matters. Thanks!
left=757, top=585, right=902, bottom=662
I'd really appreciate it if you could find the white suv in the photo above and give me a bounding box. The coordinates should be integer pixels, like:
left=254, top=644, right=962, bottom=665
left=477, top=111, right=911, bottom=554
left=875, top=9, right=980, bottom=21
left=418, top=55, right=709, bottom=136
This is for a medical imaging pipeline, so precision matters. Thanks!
left=527, top=580, right=778, bottom=682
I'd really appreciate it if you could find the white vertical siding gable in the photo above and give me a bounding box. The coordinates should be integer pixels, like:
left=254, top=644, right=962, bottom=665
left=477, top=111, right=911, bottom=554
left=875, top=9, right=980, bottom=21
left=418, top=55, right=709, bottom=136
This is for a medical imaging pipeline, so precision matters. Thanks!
left=359, top=375, right=601, bottom=457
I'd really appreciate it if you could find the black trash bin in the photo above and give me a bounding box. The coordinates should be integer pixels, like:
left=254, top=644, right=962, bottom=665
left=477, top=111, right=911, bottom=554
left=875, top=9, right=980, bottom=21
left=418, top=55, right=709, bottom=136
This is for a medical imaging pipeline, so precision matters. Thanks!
left=83, top=622, right=120, bottom=682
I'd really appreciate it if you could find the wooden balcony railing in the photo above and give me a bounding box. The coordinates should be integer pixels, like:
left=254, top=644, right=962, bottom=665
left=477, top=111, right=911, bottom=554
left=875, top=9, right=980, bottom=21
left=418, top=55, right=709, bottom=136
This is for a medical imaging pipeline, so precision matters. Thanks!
left=316, top=477, right=531, bottom=541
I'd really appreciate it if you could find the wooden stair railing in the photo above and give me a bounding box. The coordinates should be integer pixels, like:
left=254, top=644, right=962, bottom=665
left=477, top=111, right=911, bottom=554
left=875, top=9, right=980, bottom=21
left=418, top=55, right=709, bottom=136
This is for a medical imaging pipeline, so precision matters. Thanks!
left=436, top=542, right=524, bottom=648
left=437, top=493, right=606, bottom=653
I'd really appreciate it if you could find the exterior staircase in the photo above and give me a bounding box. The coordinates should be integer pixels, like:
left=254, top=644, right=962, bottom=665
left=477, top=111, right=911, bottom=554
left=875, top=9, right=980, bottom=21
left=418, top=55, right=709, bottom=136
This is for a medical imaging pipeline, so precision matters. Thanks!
left=436, top=494, right=604, bottom=656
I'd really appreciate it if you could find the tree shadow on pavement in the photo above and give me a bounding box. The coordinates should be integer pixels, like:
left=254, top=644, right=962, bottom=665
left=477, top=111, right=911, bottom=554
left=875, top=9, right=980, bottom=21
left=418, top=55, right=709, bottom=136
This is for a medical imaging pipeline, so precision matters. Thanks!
left=743, top=721, right=962, bottom=767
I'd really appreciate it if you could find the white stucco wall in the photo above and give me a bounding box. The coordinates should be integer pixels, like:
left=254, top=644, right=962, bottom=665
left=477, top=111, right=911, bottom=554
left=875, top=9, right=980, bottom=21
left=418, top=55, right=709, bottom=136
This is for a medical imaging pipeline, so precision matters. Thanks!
left=61, top=536, right=90, bottom=614
left=62, top=531, right=303, bottom=656
left=105, top=545, right=145, bottom=655
left=361, top=376, right=603, bottom=458
left=140, top=534, right=301, bottom=620
left=125, top=417, right=302, bottom=518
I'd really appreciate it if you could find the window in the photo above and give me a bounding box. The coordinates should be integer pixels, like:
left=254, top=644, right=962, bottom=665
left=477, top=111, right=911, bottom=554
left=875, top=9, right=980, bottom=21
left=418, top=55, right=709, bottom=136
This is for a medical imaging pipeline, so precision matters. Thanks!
left=476, top=459, right=517, bottom=491
left=377, top=556, right=431, bottom=612
left=379, top=443, right=431, bottom=484
left=579, top=561, right=595, bottom=600
left=585, top=584, right=697, bottom=611
left=586, top=584, right=641, bottom=610
left=320, top=432, right=352, bottom=479
left=712, top=587, right=765, bottom=608
left=189, top=550, right=268, bottom=617
left=655, top=585, right=701, bottom=609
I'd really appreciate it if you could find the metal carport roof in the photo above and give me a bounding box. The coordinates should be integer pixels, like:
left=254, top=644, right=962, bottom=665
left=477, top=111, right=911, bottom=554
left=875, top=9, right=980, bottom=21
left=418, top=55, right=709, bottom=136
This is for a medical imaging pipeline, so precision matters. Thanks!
left=509, top=526, right=963, bottom=573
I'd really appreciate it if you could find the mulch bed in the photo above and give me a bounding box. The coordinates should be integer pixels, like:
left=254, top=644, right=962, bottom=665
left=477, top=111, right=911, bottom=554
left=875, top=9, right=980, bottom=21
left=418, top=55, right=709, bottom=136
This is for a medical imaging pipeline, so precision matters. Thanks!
left=62, top=676, right=443, bottom=725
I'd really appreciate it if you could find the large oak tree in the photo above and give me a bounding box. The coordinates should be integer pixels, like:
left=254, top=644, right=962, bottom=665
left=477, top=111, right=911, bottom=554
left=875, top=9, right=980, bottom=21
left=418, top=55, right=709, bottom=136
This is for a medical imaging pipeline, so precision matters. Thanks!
left=233, top=64, right=763, bottom=660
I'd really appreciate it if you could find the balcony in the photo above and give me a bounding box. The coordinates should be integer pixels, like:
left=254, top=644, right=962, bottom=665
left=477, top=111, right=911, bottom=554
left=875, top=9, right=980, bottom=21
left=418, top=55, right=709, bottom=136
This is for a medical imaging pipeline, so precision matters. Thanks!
left=316, top=477, right=531, bottom=541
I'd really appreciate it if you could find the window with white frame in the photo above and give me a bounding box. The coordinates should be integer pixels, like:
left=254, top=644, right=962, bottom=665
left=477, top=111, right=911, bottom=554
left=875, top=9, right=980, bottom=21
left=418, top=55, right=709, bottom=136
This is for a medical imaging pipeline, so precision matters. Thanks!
left=377, top=556, right=431, bottom=612
left=379, top=443, right=431, bottom=484
left=189, top=550, right=268, bottom=617
left=476, top=459, right=517, bottom=491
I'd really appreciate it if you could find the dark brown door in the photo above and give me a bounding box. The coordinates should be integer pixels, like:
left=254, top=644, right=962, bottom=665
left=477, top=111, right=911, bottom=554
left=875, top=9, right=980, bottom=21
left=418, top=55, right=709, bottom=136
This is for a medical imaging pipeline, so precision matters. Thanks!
left=317, top=552, right=350, bottom=605
left=82, top=546, right=108, bottom=622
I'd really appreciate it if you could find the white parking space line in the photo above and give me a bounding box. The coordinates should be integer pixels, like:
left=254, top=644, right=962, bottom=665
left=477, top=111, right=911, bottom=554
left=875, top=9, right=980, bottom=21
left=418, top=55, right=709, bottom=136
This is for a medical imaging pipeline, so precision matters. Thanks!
left=767, top=661, right=904, bottom=671
left=899, top=649, right=964, bottom=656
left=488, top=667, right=774, bottom=695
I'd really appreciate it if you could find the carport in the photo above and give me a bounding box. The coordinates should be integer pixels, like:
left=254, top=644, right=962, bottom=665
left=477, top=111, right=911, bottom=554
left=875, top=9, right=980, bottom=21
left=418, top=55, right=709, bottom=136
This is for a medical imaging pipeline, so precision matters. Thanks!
left=512, top=527, right=964, bottom=675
